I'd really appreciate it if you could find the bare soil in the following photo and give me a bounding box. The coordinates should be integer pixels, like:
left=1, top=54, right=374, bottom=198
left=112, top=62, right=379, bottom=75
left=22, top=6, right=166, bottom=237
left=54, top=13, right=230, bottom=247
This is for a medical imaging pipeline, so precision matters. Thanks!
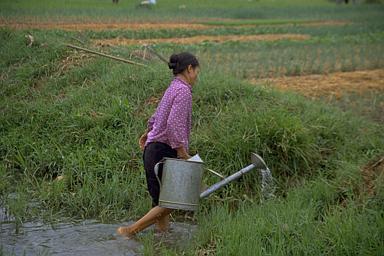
left=0, top=19, right=347, bottom=31
left=249, top=69, right=384, bottom=99
left=94, top=34, right=310, bottom=46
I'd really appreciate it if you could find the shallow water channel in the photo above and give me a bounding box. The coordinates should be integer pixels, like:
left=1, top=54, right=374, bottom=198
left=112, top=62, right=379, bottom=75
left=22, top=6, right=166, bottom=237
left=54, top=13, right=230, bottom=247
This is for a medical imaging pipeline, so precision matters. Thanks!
left=1, top=207, right=197, bottom=255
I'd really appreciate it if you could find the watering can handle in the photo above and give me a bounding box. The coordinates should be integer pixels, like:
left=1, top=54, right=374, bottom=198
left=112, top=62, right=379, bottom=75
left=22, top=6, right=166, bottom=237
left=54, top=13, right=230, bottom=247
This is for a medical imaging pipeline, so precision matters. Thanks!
left=154, top=160, right=164, bottom=186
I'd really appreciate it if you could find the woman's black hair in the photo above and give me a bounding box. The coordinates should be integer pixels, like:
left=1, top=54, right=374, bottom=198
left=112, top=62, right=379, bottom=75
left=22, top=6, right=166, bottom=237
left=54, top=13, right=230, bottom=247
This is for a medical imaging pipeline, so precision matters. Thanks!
left=168, top=52, right=199, bottom=75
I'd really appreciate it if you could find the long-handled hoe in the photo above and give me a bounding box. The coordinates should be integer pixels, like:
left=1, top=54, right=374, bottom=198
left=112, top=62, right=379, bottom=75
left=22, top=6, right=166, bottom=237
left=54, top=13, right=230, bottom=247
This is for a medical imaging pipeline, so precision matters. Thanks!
left=66, top=43, right=149, bottom=68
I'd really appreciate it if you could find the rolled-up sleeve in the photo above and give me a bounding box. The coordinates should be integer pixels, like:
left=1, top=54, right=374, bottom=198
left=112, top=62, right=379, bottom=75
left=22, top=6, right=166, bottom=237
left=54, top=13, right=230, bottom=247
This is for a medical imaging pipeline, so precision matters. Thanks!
left=167, top=88, right=192, bottom=150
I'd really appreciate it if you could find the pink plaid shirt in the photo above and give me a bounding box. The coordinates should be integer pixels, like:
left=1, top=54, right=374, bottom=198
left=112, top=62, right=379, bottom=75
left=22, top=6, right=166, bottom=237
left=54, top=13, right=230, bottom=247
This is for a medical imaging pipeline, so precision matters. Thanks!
left=145, top=77, right=192, bottom=151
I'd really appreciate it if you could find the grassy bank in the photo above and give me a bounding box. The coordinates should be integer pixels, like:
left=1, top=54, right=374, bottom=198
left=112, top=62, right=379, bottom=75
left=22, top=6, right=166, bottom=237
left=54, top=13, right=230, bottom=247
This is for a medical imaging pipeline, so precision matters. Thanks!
left=1, top=1, right=384, bottom=255
left=1, top=27, right=383, bottom=254
left=189, top=172, right=384, bottom=255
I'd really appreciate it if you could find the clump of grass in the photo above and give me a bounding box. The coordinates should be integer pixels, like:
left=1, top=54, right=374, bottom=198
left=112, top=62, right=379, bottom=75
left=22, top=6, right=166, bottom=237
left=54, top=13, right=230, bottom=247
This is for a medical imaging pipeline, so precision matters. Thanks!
left=3, top=187, right=30, bottom=233
left=0, top=164, right=11, bottom=196
left=37, top=169, right=149, bottom=221
left=190, top=163, right=383, bottom=255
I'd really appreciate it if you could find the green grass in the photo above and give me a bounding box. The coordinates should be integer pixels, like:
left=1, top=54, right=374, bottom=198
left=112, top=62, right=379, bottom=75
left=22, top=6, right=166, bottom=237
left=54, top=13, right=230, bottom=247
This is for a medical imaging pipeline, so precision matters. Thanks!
left=189, top=171, right=384, bottom=255
left=14, top=21, right=382, bottom=81
left=328, top=91, right=384, bottom=123
left=0, top=0, right=383, bottom=22
left=1, top=1, right=384, bottom=255
left=1, top=27, right=383, bottom=212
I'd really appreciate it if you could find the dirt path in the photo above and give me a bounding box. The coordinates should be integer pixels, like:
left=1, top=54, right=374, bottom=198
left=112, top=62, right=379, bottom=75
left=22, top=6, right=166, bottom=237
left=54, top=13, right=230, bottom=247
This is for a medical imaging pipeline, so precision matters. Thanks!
left=94, top=34, right=310, bottom=46
left=0, top=20, right=348, bottom=31
left=249, top=69, right=384, bottom=98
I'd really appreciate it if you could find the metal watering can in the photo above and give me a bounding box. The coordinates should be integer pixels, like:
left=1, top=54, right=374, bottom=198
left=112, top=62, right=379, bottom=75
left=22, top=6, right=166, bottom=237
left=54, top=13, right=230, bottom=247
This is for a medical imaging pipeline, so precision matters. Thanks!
left=154, top=153, right=272, bottom=211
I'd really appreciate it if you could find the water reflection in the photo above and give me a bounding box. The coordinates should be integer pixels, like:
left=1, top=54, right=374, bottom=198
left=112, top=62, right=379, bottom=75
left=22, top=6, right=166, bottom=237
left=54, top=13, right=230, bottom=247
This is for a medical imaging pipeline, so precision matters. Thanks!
left=1, top=212, right=196, bottom=255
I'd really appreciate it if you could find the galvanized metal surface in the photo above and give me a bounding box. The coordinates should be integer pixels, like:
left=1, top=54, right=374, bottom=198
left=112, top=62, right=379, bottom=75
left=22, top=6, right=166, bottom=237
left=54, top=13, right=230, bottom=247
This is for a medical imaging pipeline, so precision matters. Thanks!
left=200, top=153, right=272, bottom=199
left=158, top=153, right=274, bottom=210
left=199, top=163, right=256, bottom=199
left=251, top=153, right=268, bottom=169
left=158, top=158, right=204, bottom=211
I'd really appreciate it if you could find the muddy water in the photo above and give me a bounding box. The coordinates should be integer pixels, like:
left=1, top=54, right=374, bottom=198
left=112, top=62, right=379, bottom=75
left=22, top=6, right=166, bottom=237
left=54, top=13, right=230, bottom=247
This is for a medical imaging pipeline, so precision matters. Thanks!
left=1, top=208, right=197, bottom=255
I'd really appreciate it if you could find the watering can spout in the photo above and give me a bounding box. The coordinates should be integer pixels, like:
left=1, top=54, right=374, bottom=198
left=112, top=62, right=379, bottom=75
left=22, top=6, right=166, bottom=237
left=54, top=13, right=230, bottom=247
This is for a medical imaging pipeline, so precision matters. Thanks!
left=251, top=153, right=268, bottom=169
left=200, top=153, right=270, bottom=199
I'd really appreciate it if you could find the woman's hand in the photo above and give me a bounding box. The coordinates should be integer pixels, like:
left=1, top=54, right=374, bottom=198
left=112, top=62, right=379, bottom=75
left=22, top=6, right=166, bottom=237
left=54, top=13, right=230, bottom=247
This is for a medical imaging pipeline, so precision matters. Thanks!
left=176, top=146, right=190, bottom=160
left=139, top=132, right=148, bottom=151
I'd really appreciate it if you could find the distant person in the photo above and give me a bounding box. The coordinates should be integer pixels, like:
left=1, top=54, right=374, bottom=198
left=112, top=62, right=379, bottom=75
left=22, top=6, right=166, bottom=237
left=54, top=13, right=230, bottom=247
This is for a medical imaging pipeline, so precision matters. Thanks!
left=139, top=0, right=156, bottom=6
left=117, top=52, right=200, bottom=237
left=112, top=0, right=119, bottom=3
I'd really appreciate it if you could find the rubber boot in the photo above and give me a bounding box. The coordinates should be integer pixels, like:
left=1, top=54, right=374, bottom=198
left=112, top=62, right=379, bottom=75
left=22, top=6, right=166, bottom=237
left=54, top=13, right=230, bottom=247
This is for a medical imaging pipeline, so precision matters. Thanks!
left=117, top=206, right=172, bottom=237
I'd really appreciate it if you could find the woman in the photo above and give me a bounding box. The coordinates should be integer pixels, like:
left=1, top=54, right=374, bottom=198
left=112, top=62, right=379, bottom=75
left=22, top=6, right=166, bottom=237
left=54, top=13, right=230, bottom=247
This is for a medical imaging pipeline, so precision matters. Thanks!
left=117, top=52, right=200, bottom=237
